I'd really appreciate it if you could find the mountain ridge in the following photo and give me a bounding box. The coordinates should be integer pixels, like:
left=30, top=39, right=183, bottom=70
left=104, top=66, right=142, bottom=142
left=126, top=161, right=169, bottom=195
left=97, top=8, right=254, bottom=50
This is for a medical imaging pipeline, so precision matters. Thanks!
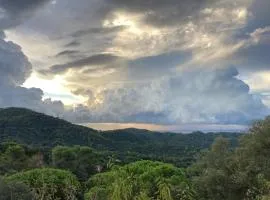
left=0, top=107, right=242, bottom=166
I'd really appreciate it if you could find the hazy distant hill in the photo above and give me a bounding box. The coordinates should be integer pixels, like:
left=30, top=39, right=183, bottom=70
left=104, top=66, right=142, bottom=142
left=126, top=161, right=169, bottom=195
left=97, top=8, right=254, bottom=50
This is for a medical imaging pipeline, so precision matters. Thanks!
left=0, top=108, right=242, bottom=166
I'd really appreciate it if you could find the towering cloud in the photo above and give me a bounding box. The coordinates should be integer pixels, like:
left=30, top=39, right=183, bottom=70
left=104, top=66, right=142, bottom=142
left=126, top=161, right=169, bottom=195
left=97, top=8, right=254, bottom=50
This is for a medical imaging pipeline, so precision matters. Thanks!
left=0, top=33, right=31, bottom=86
left=0, top=31, right=64, bottom=115
left=67, top=67, right=267, bottom=125
left=0, top=0, right=64, bottom=116
left=1, top=0, right=270, bottom=129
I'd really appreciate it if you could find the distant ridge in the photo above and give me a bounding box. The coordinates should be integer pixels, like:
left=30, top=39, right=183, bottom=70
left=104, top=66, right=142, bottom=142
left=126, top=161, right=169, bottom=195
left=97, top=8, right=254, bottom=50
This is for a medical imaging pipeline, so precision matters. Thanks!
left=0, top=107, right=242, bottom=166
left=0, top=107, right=105, bottom=147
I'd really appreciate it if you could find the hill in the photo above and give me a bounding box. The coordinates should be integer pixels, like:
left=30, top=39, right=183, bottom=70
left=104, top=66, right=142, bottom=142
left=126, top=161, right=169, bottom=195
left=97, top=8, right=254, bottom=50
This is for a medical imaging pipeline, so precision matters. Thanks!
left=0, top=107, right=242, bottom=167
left=0, top=107, right=108, bottom=148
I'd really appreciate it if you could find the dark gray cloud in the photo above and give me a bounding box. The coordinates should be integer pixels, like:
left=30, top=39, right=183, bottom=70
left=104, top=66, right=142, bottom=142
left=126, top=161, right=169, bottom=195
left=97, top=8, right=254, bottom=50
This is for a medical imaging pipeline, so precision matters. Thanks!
left=105, top=0, right=202, bottom=15
left=2, top=0, right=269, bottom=127
left=103, top=0, right=221, bottom=27
left=235, top=43, right=270, bottom=72
left=41, top=53, right=122, bottom=75
left=0, top=0, right=51, bottom=29
left=55, top=50, right=81, bottom=58
left=229, top=0, right=270, bottom=72
left=0, top=31, right=31, bottom=86
left=71, top=25, right=127, bottom=38
left=64, top=41, right=81, bottom=48
left=0, top=0, right=65, bottom=117
left=0, top=28, right=64, bottom=116
left=246, top=0, right=270, bottom=31
left=0, top=0, right=49, bottom=13
left=0, top=85, right=64, bottom=116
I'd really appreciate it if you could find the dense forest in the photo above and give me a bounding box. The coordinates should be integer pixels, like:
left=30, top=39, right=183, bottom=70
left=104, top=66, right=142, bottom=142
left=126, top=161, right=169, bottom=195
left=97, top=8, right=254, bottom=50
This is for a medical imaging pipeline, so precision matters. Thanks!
left=0, top=108, right=240, bottom=167
left=1, top=108, right=270, bottom=199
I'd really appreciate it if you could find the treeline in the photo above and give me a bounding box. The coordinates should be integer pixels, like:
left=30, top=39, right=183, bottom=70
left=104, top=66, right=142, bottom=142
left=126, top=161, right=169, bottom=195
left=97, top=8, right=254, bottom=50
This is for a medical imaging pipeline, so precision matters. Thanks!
left=190, top=116, right=270, bottom=199
left=2, top=108, right=270, bottom=199
left=0, top=142, right=194, bottom=199
left=0, top=108, right=241, bottom=167
left=1, top=116, right=270, bottom=199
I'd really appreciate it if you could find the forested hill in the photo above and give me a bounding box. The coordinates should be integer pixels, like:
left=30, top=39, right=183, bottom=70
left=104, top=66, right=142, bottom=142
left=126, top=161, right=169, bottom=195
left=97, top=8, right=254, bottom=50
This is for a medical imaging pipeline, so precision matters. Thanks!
left=0, top=107, right=242, bottom=166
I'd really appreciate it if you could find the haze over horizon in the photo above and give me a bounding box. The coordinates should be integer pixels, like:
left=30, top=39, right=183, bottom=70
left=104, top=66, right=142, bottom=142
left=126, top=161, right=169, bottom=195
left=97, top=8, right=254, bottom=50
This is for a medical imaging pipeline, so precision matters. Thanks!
left=0, top=0, right=270, bottom=131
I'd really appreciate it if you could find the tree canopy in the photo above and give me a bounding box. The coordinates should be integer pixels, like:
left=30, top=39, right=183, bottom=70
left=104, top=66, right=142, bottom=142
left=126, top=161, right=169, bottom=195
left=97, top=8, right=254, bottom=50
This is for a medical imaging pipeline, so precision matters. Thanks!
left=190, top=117, right=270, bottom=200
left=2, top=108, right=270, bottom=199
left=52, top=146, right=105, bottom=181
left=6, top=168, right=80, bottom=200
left=85, top=160, right=195, bottom=200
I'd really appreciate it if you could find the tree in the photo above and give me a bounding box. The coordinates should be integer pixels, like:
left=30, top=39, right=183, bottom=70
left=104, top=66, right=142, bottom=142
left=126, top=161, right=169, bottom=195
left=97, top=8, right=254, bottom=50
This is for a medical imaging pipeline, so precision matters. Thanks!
left=190, top=137, right=236, bottom=200
left=0, top=177, right=34, bottom=200
left=6, top=168, right=80, bottom=200
left=0, top=142, right=45, bottom=175
left=0, top=143, right=29, bottom=175
left=52, top=146, right=104, bottom=181
left=85, top=160, right=195, bottom=200
left=191, top=117, right=270, bottom=200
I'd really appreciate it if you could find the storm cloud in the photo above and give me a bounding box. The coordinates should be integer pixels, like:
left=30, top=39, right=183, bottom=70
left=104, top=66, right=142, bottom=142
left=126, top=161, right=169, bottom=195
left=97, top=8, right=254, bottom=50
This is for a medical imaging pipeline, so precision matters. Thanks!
left=0, top=30, right=64, bottom=116
left=70, top=25, right=127, bottom=38
left=0, top=35, right=31, bottom=86
left=103, top=0, right=206, bottom=27
left=0, top=0, right=51, bottom=29
left=0, top=0, right=65, bottom=116
left=1, top=0, right=270, bottom=128
left=67, top=67, right=267, bottom=125
left=41, top=53, right=123, bottom=75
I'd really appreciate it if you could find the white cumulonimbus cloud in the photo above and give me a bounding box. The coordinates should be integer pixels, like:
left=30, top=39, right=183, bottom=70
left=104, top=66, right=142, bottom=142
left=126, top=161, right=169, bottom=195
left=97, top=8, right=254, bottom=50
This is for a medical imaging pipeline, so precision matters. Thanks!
left=0, top=0, right=64, bottom=116
left=0, top=0, right=270, bottom=127
left=67, top=67, right=268, bottom=125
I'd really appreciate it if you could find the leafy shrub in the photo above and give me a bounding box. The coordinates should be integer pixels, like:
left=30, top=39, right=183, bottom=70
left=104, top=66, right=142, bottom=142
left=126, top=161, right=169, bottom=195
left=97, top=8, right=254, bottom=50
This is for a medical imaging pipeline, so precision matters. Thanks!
left=52, top=146, right=104, bottom=180
left=6, top=168, right=80, bottom=200
left=0, top=177, right=34, bottom=200
left=85, top=160, right=195, bottom=200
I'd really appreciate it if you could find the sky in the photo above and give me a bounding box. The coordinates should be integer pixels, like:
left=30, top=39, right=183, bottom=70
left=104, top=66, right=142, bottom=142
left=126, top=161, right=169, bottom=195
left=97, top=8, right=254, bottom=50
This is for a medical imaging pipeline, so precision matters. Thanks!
left=0, top=0, right=270, bottom=132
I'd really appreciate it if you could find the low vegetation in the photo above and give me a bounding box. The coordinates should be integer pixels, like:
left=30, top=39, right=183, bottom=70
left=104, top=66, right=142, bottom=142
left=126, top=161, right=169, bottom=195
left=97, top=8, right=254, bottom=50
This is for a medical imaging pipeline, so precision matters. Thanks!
left=85, top=160, right=195, bottom=200
left=0, top=108, right=240, bottom=167
left=1, top=108, right=270, bottom=199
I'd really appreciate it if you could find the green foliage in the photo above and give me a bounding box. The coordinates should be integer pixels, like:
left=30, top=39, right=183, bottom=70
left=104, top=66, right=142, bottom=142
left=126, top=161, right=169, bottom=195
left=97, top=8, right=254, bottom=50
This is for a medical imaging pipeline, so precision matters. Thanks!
left=191, top=136, right=249, bottom=200
left=0, top=107, right=104, bottom=147
left=0, top=108, right=241, bottom=168
left=191, top=116, right=270, bottom=200
left=52, top=146, right=105, bottom=180
left=85, top=160, right=195, bottom=200
left=6, top=168, right=81, bottom=200
left=2, top=107, right=261, bottom=200
left=0, top=177, right=34, bottom=200
left=84, top=186, right=108, bottom=200
left=0, top=142, right=44, bottom=175
left=101, top=129, right=240, bottom=167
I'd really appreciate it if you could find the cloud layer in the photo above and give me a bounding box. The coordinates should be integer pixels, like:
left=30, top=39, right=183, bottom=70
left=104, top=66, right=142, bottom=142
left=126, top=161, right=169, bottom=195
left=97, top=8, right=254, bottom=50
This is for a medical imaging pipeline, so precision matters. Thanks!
left=0, top=31, right=64, bottom=116
left=0, top=0, right=64, bottom=117
left=67, top=67, right=267, bottom=125
left=1, top=0, right=270, bottom=128
left=0, top=0, right=50, bottom=29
